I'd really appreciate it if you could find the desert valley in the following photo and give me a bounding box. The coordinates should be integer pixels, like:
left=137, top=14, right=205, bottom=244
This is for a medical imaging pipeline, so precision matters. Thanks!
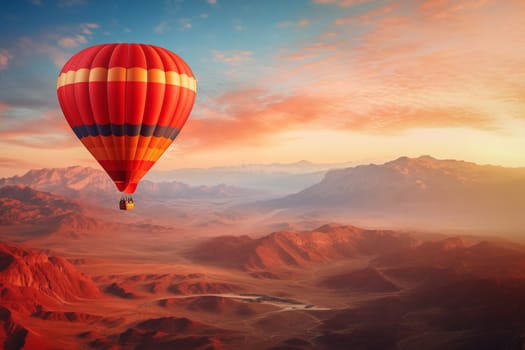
left=0, top=156, right=524, bottom=349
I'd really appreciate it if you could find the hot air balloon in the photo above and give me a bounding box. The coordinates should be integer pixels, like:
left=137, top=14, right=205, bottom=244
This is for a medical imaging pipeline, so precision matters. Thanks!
left=56, top=43, right=196, bottom=210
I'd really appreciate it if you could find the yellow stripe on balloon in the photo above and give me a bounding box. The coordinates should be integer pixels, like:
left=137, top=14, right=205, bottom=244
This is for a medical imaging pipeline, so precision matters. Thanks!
left=108, top=67, right=127, bottom=81
left=89, top=67, right=108, bottom=81
left=56, top=67, right=197, bottom=92
left=148, top=69, right=166, bottom=84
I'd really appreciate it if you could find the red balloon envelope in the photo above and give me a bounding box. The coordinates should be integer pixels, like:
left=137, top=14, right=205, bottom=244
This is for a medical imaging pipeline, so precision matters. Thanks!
left=56, top=43, right=196, bottom=200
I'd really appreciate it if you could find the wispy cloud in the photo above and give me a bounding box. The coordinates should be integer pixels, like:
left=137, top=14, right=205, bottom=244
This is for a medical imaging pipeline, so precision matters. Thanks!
left=342, top=105, right=494, bottom=132
left=313, top=0, right=370, bottom=7
left=80, top=22, right=99, bottom=35
left=155, top=19, right=190, bottom=33
left=0, top=21, right=96, bottom=69
left=269, top=0, right=525, bottom=135
left=213, top=50, right=253, bottom=64
left=0, top=102, right=8, bottom=114
left=178, top=0, right=524, bottom=154
left=208, top=0, right=217, bottom=4
left=278, top=19, right=311, bottom=28
left=13, top=36, right=69, bottom=66
left=0, top=49, right=12, bottom=70
left=58, top=34, right=87, bottom=48
left=154, top=21, right=170, bottom=34
left=0, top=157, right=37, bottom=169
left=232, top=18, right=244, bottom=31
left=419, top=0, right=490, bottom=19
left=181, top=85, right=494, bottom=152
left=179, top=18, right=192, bottom=30
left=0, top=104, right=77, bottom=149
left=182, top=89, right=337, bottom=149
left=280, top=41, right=339, bottom=61
left=332, top=3, right=396, bottom=25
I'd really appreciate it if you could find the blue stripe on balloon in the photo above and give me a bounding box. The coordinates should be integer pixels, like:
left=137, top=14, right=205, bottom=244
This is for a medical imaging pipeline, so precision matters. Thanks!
left=72, top=123, right=180, bottom=140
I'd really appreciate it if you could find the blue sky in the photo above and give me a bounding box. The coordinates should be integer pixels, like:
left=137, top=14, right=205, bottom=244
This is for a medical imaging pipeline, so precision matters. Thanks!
left=1, top=0, right=349, bottom=100
left=0, top=0, right=524, bottom=176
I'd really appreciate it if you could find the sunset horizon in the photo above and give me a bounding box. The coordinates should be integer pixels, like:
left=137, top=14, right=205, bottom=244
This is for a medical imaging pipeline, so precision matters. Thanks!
left=1, top=0, right=524, bottom=177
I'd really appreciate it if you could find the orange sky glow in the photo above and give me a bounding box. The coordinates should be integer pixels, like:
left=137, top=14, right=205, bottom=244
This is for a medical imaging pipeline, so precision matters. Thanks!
left=0, top=0, right=524, bottom=177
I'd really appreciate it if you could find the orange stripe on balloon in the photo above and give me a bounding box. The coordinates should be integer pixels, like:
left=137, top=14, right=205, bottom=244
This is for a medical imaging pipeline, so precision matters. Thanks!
left=81, top=135, right=172, bottom=162
left=99, top=160, right=155, bottom=172
left=125, top=135, right=140, bottom=160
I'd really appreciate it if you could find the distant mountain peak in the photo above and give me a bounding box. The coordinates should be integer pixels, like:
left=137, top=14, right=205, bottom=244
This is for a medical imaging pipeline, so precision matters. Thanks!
left=389, top=155, right=446, bottom=166
left=292, top=160, right=315, bottom=166
left=261, top=156, right=525, bottom=230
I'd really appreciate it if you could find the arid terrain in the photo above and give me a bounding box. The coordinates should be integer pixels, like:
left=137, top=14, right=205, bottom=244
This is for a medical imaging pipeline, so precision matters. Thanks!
left=1, top=157, right=524, bottom=349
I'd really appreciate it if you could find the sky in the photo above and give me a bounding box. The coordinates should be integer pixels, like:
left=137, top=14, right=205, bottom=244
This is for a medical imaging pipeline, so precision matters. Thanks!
left=0, top=0, right=524, bottom=177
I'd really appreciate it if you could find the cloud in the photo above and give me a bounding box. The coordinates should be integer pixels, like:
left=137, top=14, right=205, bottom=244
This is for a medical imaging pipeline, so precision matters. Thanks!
left=0, top=49, right=12, bottom=70
left=279, top=41, right=339, bottom=61
left=298, top=19, right=311, bottom=27
left=0, top=105, right=77, bottom=149
left=343, top=105, right=494, bottom=132
left=58, top=34, right=87, bottom=48
left=319, top=31, right=338, bottom=39
left=0, top=157, right=37, bottom=169
left=154, top=21, right=170, bottom=34
left=278, top=19, right=311, bottom=28
left=232, top=18, right=244, bottom=31
left=313, top=0, right=370, bottom=7
left=34, top=41, right=69, bottom=66
left=181, top=85, right=494, bottom=152
left=186, top=0, right=524, bottom=153
left=81, top=22, right=99, bottom=35
left=179, top=18, right=192, bottom=30
left=8, top=36, right=69, bottom=67
left=332, top=4, right=395, bottom=25
left=5, top=22, right=98, bottom=68
left=0, top=102, right=8, bottom=114
left=208, top=0, right=217, bottom=4
left=419, top=0, right=490, bottom=19
left=270, top=0, right=525, bottom=134
left=213, top=50, right=254, bottom=64
left=155, top=19, right=190, bottom=33
left=278, top=21, right=294, bottom=28
left=182, top=89, right=338, bottom=149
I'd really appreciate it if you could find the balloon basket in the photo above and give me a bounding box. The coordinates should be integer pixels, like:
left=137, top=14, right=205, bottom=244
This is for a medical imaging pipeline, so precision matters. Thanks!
left=119, top=196, right=134, bottom=210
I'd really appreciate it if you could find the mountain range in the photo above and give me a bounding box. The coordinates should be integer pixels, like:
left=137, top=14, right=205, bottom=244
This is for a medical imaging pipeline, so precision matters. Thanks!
left=191, top=224, right=417, bottom=271
left=2, top=219, right=525, bottom=349
left=147, top=160, right=356, bottom=193
left=258, top=156, right=525, bottom=230
left=0, top=166, right=265, bottom=206
left=1, top=155, right=524, bottom=231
